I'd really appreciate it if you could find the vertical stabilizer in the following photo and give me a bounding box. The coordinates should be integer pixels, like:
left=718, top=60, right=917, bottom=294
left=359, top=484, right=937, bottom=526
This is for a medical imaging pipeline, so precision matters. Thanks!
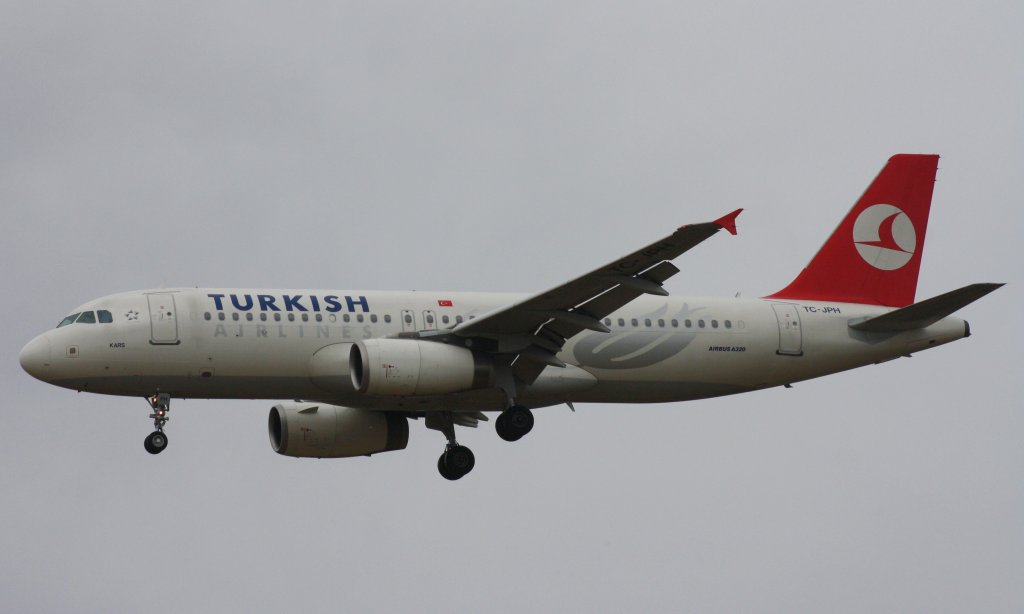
left=767, top=154, right=939, bottom=307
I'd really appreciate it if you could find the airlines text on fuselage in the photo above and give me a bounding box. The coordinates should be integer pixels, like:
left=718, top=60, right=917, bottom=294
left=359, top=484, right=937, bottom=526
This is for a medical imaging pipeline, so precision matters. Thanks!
left=207, top=294, right=370, bottom=313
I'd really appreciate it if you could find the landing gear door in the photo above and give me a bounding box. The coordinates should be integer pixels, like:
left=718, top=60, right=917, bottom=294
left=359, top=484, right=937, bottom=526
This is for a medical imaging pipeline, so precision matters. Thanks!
left=772, top=303, right=803, bottom=356
left=147, top=294, right=180, bottom=345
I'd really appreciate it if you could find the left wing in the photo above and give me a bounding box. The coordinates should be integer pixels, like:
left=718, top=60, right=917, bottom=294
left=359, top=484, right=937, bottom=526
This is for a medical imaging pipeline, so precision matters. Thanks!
left=451, top=209, right=743, bottom=383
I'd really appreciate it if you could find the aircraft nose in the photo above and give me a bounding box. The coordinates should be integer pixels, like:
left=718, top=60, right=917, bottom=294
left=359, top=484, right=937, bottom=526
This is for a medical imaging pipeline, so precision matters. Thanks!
left=19, top=334, right=52, bottom=381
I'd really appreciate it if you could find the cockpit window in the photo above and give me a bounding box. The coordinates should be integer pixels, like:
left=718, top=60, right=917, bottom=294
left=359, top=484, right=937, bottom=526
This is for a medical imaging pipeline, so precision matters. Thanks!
left=57, top=313, right=81, bottom=328
left=97, top=310, right=113, bottom=323
left=76, top=311, right=97, bottom=324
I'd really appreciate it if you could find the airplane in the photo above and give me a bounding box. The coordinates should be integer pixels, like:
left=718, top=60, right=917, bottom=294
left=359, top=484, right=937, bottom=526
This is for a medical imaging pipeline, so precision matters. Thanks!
left=19, top=154, right=1002, bottom=480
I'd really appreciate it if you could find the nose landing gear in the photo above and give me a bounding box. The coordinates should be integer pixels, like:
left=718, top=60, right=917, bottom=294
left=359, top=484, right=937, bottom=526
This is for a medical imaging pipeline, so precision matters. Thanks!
left=144, top=393, right=170, bottom=455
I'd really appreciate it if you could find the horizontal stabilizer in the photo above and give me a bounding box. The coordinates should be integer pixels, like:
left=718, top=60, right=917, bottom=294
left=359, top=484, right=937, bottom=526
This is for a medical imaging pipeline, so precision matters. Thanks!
left=849, top=283, right=1003, bottom=332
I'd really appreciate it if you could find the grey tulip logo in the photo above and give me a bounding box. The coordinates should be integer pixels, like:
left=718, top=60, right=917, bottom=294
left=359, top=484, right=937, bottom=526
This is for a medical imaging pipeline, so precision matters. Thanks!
left=572, top=303, right=703, bottom=369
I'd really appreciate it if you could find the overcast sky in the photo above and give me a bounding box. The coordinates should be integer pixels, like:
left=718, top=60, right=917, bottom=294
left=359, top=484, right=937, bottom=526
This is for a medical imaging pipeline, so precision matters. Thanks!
left=2, top=2, right=1022, bottom=612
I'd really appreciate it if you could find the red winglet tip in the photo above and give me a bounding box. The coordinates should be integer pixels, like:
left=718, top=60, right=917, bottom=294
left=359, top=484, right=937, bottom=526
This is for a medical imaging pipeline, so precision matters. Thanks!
left=713, top=208, right=743, bottom=235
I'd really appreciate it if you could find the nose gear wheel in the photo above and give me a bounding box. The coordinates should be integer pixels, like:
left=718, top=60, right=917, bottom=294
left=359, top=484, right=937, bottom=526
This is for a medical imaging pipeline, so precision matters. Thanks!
left=144, top=431, right=168, bottom=454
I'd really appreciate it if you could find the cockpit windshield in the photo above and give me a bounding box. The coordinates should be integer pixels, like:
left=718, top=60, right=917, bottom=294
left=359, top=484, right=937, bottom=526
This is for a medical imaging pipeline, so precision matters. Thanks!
left=56, top=309, right=115, bottom=328
left=57, top=313, right=81, bottom=328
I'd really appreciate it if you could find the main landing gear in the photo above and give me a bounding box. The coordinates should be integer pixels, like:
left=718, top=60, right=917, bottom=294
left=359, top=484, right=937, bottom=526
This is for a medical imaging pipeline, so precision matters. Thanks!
left=144, top=393, right=170, bottom=455
left=438, top=444, right=475, bottom=481
left=495, top=405, right=534, bottom=442
left=427, top=412, right=475, bottom=481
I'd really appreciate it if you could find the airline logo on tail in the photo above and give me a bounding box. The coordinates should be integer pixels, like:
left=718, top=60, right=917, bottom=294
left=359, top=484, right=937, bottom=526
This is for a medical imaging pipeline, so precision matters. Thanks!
left=852, top=204, right=917, bottom=270
left=767, top=154, right=939, bottom=306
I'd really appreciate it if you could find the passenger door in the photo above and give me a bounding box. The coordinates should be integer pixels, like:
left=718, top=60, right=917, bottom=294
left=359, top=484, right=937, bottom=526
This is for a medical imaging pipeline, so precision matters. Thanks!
left=147, top=293, right=180, bottom=345
left=772, top=303, right=802, bottom=356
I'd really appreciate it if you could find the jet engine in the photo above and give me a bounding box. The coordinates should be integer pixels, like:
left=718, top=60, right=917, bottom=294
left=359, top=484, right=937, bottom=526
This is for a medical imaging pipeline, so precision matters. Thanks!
left=349, top=338, right=494, bottom=396
left=268, top=402, right=408, bottom=458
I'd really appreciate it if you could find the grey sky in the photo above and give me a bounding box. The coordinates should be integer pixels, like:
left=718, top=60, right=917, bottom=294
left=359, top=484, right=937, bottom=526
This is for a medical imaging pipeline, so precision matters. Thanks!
left=2, top=2, right=1021, bottom=612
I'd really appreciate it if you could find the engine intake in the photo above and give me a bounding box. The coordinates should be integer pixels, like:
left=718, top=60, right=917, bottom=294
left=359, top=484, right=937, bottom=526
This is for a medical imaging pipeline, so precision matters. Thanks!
left=268, top=402, right=408, bottom=458
left=350, top=338, right=494, bottom=396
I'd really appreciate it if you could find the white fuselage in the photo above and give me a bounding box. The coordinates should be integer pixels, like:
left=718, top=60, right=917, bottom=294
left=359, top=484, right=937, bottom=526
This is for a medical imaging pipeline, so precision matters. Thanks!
left=19, top=288, right=968, bottom=414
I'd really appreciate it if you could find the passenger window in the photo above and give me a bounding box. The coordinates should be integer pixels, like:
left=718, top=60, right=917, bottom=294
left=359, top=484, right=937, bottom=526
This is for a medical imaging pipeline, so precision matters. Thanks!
left=98, top=310, right=113, bottom=323
left=58, top=313, right=80, bottom=328
left=343, top=314, right=351, bottom=323
left=204, top=312, right=212, bottom=321
left=357, top=314, right=364, bottom=323
left=288, top=313, right=295, bottom=322
left=684, top=319, right=692, bottom=328
left=77, top=311, right=96, bottom=324
left=245, top=313, right=253, bottom=321
left=426, top=314, right=434, bottom=324
left=644, top=318, right=652, bottom=327
left=658, top=319, right=665, bottom=327
left=442, top=315, right=450, bottom=324
left=456, top=315, right=463, bottom=324
left=384, top=314, right=392, bottom=323
left=698, top=319, right=705, bottom=328
left=260, top=313, right=267, bottom=321
left=671, top=319, right=678, bottom=328
left=618, top=318, right=625, bottom=327
left=604, top=318, right=611, bottom=326
left=712, top=320, right=719, bottom=328
left=370, top=314, right=378, bottom=323
left=232, top=313, right=240, bottom=321
left=631, top=319, right=638, bottom=327
left=725, top=320, right=732, bottom=329
left=316, top=314, right=323, bottom=322
left=301, top=313, right=309, bottom=322
left=404, top=314, right=412, bottom=324
left=218, top=313, right=226, bottom=321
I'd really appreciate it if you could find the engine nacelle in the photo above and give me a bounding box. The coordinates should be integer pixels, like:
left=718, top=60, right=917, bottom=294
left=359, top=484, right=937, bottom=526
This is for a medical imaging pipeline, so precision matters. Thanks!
left=350, top=338, right=494, bottom=396
left=308, top=343, right=356, bottom=393
left=268, top=402, right=408, bottom=458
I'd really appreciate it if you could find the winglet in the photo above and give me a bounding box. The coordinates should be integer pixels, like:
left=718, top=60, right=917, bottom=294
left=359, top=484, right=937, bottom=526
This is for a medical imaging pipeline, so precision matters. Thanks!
left=713, top=208, right=743, bottom=235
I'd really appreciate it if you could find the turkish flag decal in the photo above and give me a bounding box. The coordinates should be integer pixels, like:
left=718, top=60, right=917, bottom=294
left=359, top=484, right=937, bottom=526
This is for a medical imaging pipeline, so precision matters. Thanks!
left=437, top=299, right=453, bottom=307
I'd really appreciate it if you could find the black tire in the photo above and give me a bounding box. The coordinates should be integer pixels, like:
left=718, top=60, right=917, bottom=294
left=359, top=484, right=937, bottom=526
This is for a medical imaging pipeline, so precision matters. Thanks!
left=496, top=406, right=534, bottom=441
left=495, top=413, right=515, bottom=442
left=444, top=445, right=475, bottom=477
left=438, top=453, right=461, bottom=480
left=144, top=431, right=168, bottom=455
left=507, top=406, right=534, bottom=433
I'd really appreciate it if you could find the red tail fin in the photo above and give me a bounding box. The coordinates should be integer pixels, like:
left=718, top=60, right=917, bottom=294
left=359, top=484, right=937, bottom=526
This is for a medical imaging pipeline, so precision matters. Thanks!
left=767, top=154, right=939, bottom=307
